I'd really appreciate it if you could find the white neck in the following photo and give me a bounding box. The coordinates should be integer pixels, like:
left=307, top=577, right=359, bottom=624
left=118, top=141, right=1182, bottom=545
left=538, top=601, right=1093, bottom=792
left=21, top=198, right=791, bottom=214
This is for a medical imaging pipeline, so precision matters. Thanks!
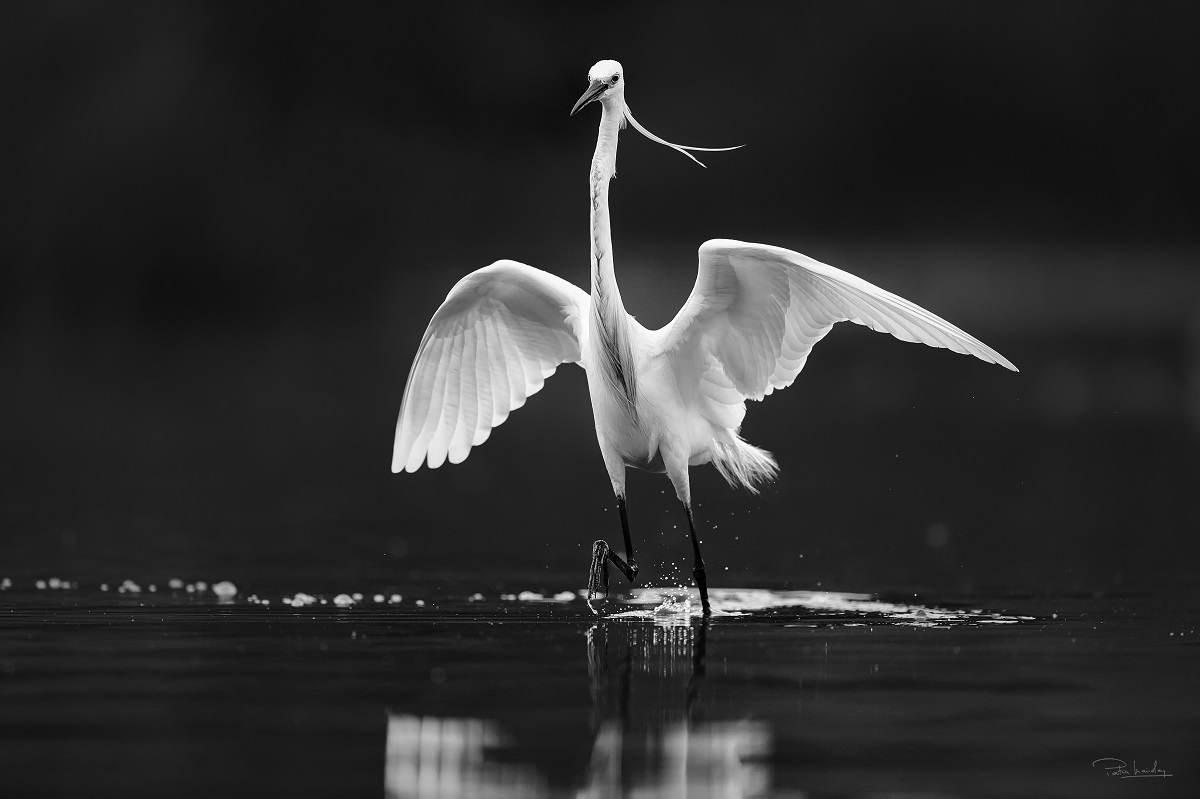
left=589, top=98, right=623, bottom=312
left=587, top=97, right=638, bottom=414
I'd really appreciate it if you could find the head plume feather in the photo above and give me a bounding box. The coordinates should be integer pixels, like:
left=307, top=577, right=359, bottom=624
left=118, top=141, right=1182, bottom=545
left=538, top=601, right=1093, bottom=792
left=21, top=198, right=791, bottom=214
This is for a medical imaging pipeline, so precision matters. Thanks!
left=622, top=104, right=743, bottom=168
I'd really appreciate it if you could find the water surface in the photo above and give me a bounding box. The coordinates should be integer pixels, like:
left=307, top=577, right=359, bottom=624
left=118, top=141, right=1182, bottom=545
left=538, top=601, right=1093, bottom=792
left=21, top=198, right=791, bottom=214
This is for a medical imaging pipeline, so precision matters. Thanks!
left=2, top=578, right=1195, bottom=797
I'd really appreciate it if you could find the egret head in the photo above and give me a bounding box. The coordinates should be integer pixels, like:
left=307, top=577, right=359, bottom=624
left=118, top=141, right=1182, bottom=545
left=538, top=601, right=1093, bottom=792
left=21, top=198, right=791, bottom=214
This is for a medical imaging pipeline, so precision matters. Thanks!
left=569, top=60, right=742, bottom=167
left=570, top=60, right=624, bottom=116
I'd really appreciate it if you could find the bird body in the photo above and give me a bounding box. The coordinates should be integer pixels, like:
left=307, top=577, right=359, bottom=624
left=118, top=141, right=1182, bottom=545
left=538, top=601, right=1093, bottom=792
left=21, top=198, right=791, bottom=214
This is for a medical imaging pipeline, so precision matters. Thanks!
left=392, top=60, right=1016, bottom=613
left=579, top=84, right=768, bottom=507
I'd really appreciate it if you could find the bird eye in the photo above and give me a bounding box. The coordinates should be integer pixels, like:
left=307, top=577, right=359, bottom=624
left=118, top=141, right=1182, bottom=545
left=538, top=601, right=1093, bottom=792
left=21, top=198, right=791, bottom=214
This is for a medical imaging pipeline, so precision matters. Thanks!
left=610, top=75, right=619, bottom=85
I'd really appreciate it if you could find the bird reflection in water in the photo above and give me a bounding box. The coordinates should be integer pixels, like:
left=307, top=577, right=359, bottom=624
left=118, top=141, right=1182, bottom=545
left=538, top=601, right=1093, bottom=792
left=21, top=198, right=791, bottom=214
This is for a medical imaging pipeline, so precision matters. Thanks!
left=581, top=617, right=772, bottom=798
left=384, top=714, right=551, bottom=798
left=384, top=613, right=772, bottom=798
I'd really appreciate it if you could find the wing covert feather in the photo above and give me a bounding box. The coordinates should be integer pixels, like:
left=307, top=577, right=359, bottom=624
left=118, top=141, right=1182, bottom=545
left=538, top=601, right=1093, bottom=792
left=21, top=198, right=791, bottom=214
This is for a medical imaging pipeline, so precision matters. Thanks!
left=393, top=261, right=589, bottom=473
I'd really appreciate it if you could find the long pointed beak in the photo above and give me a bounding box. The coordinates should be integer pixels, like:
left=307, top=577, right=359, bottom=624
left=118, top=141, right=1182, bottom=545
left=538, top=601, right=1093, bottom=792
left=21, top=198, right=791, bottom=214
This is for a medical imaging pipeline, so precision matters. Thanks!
left=570, top=79, right=608, bottom=116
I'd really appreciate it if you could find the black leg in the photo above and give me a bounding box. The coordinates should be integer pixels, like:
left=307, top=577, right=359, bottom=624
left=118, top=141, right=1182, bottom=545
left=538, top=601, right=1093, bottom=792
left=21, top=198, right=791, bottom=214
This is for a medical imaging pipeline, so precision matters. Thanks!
left=617, top=496, right=639, bottom=581
left=586, top=497, right=640, bottom=612
left=683, top=503, right=711, bottom=615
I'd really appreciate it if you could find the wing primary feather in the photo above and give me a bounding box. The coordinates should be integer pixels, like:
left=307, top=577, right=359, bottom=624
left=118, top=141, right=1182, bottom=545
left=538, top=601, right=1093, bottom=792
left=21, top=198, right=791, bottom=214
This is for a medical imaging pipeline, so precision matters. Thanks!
left=424, top=332, right=462, bottom=470
left=472, top=311, right=496, bottom=447
left=495, top=308, right=525, bottom=409
left=404, top=335, right=449, bottom=472
left=392, top=331, right=434, bottom=472
left=483, top=313, right=512, bottom=427
left=448, top=318, right=481, bottom=464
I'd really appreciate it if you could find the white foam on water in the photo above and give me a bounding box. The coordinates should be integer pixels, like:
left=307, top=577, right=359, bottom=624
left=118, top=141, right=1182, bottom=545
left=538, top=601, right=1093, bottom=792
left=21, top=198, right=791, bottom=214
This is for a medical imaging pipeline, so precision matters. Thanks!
left=212, top=581, right=237, bottom=598
left=608, top=588, right=1036, bottom=626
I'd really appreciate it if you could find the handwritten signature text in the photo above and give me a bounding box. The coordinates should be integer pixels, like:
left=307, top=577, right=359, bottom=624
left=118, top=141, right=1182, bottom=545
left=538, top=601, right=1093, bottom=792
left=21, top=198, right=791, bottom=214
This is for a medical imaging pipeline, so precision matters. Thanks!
left=1092, top=758, right=1173, bottom=778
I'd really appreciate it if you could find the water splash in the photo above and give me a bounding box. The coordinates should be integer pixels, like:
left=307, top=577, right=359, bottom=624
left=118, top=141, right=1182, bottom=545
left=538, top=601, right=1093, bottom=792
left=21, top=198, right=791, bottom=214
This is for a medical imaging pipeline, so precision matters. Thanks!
left=610, top=587, right=1036, bottom=626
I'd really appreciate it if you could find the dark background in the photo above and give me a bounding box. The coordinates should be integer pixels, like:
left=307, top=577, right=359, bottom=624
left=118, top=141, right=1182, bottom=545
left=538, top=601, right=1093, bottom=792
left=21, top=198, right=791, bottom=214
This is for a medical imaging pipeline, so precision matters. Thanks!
left=2, top=1, right=1197, bottom=598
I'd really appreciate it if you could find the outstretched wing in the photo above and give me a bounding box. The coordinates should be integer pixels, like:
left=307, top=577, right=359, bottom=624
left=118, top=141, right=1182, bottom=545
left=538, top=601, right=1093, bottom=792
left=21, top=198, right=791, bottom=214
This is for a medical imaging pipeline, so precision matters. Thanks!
left=392, top=260, right=590, bottom=472
left=655, top=239, right=1016, bottom=401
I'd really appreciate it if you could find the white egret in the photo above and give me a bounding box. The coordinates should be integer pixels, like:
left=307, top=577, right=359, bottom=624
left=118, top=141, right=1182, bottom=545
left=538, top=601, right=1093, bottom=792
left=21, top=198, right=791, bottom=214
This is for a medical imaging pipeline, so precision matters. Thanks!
left=392, top=60, right=1017, bottom=615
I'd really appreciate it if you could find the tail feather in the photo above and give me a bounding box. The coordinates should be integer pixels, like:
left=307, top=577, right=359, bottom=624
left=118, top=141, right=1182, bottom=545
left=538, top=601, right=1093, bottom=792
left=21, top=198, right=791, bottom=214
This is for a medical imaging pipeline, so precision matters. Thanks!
left=712, top=436, right=778, bottom=494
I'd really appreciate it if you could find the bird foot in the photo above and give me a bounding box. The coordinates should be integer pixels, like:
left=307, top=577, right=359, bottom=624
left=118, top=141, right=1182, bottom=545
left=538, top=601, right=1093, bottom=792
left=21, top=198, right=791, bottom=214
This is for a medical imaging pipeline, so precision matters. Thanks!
left=586, top=540, right=611, bottom=615
left=588, top=541, right=641, bottom=615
